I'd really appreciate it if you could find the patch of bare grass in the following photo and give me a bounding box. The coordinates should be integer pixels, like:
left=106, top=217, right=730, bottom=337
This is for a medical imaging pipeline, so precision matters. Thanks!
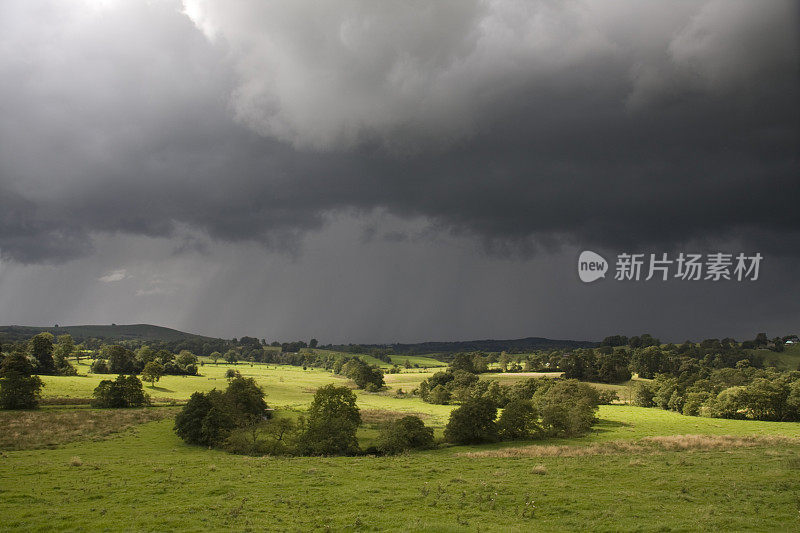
left=0, top=407, right=179, bottom=451
left=458, top=435, right=800, bottom=458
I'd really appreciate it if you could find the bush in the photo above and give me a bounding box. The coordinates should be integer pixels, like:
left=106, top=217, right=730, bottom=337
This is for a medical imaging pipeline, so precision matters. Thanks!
left=91, top=375, right=150, bottom=408
left=444, top=398, right=498, bottom=444
left=0, top=352, right=44, bottom=410
left=375, top=416, right=435, bottom=454
left=534, top=380, right=598, bottom=437
left=497, top=400, right=541, bottom=440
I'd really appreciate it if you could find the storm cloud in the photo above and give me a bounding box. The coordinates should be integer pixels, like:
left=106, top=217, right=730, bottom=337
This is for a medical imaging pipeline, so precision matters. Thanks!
left=0, top=0, right=798, bottom=341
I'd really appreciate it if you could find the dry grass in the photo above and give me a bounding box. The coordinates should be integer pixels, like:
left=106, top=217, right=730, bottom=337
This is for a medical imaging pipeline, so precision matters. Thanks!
left=0, top=407, right=179, bottom=451
left=359, top=409, right=430, bottom=425
left=458, top=435, right=800, bottom=458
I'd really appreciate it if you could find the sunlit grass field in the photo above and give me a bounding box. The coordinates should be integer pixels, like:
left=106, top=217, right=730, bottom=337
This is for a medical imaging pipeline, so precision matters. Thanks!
left=9, top=359, right=800, bottom=531
left=1, top=405, right=799, bottom=531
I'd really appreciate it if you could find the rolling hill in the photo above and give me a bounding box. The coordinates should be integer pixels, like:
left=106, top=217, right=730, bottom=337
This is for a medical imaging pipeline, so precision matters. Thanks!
left=0, top=324, right=216, bottom=343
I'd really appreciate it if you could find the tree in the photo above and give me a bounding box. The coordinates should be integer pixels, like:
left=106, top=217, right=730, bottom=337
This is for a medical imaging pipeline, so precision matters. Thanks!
left=449, top=352, right=476, bottom=374
left=444, top=398, right=498, bottom=444
left=53, top=334, right=77, bottom=376
left=174, top=392, right=217, bottom=446
left=375, top=416, right=434, bottom=455
left=342, top=359, right=384, bottom=390
left=497, top=400, right=541, bottom=440
left=224, top=350, right=238, bottom=364
left=141, top=361, right=164, bottom=387
left=91, top=359, right=110, bottom=374
left=534, top=380, right=599, bottom=437
left=210, top=351, right=222, bottom=365
left=106, top=345, right=136, bottom=374
left=135, top=346, right=156, bottom=366
left=224, top=376, right=270, bottom=426
left=92, top=375, right=149, bottom=408
left=309, top=338, right=319, bottom=349
left=297, top=384, right=361, bottom=455
left=0, top=351, right=44, bottom=409
left=29, top=333, right=56, bottom=374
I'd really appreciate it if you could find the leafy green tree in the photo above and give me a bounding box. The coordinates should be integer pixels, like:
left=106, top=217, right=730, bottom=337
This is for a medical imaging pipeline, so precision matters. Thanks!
left=709, top=386, right=747, bottom=419
left=0, top=351, right=44, bottom=409
left=224, top=376, right=270, bottom=426
left=375, top=416, right=434, bottom=454
left=224, top=350, right=238, bottom=364
left=534, top=380, right=599, bottom=437
left=135, top=346, right=157, bottom=366
left=210, top=351, right=221, bottom=364
left=342, top=359, right=384, bottom=390
left=449, top=352, right=476, bottom=374
left=174, top=392, right=214, bottom=445
left=91, top=375, right=149, bottom=408
left=297, top=384, right=361, bottom=455
left=91, top=359, right=110, bottom=374
left=428, top=385, right=451, bottom=405
left=53, top=334, right=77, bottom=376
left=141, top=361, right=164, bottom=387
left=497, top=400, right=541, bottom=440
left=106, top=345, right=136, bottom=374
left=444, top=398, right=498, bottom=444
left=29, top=333, right=56, bottom=374
left=632, top=382, right=656, bottom=407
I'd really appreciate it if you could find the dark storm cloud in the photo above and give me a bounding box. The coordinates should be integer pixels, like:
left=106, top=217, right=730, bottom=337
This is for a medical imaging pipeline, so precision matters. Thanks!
left=0, top=0, right=798, bottom=265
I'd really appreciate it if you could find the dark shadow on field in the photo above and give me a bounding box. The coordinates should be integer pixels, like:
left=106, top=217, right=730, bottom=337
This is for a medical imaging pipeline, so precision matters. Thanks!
left=590, top=418, right=632, bottom=435
left=149, top=386, right=175, bottom=393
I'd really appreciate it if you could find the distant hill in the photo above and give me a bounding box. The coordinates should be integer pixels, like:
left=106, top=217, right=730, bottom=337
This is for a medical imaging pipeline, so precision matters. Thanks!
left=329, top=336, right=598, bottom=355
left=0, top=324, right=216, bottom=343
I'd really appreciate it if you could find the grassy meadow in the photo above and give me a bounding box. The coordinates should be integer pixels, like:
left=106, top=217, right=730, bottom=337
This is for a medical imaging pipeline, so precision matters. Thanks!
left=3, top=359, right=800, bottom=531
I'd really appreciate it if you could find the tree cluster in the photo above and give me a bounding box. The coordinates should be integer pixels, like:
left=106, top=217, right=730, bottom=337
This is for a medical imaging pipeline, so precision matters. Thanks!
left=634, top=365, right=800, bottom=421
left=91, top=375, right=150, bottom=408
left=443, top=379, right=600, bottom=444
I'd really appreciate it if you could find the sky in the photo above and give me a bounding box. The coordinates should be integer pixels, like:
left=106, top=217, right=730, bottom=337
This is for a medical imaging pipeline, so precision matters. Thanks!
left=0, top=0, right=798, bottom=344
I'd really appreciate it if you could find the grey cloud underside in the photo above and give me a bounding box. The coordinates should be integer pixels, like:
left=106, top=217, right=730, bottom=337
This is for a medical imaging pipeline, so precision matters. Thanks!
left=0, top=0, right=798, bottom=264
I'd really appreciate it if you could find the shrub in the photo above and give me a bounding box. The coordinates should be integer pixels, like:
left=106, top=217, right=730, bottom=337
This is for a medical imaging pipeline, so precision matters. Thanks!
left=375, top=416, right=435, bottom=455
left=497, top=400, right=541, bottom=440
left=444, top=398, right=498, bottom=444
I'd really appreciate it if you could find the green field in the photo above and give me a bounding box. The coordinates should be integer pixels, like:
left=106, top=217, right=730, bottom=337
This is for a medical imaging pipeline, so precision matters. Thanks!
left=5, top=360, right=800, bottom=531
left=2, top=404, right=799, bottom=531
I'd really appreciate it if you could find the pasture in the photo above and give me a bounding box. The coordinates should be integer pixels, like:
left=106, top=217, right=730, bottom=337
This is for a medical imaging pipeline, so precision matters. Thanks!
left=4, top=359, right=800, bottom=531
